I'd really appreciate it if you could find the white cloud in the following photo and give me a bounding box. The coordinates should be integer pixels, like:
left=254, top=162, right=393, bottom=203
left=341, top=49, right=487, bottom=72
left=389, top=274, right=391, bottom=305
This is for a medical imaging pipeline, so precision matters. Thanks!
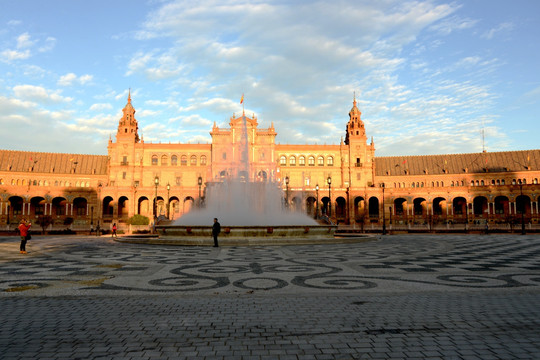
left=90, top=103, right=113, bottom=111
left=0, top=32, right=56, bottom=63
left=429, top=16, right=477, bottom=35
left=58, top=73, right=94, bottom=86
left=482, top=22, right=513, bottom=40
left=16, top=32, right=34, bottom=48
left=38, top=37, right=56, bottom=53
left=1, top=49, right=31, bottom=61
left=12, top=85, right=72, bottom=104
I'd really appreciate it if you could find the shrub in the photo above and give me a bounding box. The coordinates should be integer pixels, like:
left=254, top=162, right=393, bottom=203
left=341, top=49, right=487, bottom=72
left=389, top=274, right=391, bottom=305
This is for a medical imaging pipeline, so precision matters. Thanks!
left=127, top=214, right=150, bottom=225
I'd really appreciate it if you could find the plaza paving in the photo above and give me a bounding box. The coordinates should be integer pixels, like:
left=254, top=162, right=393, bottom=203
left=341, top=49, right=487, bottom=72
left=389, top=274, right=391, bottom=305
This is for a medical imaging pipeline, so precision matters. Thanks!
left=0, top=233, right=539, bottom=359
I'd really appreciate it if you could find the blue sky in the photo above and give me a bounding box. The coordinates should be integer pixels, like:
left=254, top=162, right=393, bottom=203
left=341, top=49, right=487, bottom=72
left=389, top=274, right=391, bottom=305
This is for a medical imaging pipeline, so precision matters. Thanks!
left=1, top=0, right=538, bottom=156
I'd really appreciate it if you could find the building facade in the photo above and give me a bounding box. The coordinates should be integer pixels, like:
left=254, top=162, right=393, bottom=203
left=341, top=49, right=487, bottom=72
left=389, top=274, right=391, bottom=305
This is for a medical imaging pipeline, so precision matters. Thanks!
left=1, top=94, right=539, bottom=232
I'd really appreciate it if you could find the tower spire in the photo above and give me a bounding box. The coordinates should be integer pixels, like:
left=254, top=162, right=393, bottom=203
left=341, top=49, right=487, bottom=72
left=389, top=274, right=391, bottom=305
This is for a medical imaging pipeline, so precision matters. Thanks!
left=128, top=88, right=131, bottom=104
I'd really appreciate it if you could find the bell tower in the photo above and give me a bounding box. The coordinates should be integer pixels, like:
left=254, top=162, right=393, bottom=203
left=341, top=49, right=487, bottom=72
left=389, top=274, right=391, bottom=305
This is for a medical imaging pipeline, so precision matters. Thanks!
left=345, top=96, right=366, bottom=145
left=116, top=90, right=140, bottom=143
left=344, top=94, right=375, bottom=187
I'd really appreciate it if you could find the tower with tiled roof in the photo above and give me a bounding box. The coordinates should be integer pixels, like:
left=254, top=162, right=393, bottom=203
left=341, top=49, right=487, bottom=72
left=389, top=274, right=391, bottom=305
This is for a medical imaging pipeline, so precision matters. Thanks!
left=344, top=95, right=376, bottom=187
left=116, top=90, right=140, bottom=143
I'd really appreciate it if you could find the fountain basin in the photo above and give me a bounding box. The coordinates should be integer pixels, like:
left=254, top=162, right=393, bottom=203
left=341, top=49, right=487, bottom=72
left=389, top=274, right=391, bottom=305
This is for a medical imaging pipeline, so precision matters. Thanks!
left=114, top=225, right=377, bottom=246
left=158, top=224, right=335, bottom=238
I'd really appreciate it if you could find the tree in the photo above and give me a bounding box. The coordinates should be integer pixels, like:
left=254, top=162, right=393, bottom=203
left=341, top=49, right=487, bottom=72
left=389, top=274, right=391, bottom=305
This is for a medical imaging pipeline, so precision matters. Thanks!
left=37, top=215, right=53, bottom=234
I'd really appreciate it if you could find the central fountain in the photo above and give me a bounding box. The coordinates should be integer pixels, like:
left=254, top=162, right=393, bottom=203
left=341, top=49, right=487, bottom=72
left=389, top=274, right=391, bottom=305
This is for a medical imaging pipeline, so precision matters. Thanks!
left=152, top=110, right=337, bottom=245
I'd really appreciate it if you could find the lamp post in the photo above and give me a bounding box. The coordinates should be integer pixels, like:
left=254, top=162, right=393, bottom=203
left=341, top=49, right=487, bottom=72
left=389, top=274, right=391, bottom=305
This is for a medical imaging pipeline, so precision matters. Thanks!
left=154, top=176, right=159, bottom=226
left=133, top=182, right=138, bottom=216
left=198, top=176, right=203, bottom=208
left=166, top=183, right=170, bottom=219
left=381, top=183, right=386, bottom=235
left=285, top=176, right=289, bottom=209
left=327, top=176, right=332, bottom=217
left=97, top=183, right=102, bottom=236
left=315, top=184, right=319, bottom=219
left=519, top=182, right=525, bottom=235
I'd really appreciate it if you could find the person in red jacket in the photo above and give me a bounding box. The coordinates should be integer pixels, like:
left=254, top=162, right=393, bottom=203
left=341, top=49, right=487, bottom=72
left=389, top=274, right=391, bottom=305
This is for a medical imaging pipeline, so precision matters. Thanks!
left=18, top=219, right=31, bottom=254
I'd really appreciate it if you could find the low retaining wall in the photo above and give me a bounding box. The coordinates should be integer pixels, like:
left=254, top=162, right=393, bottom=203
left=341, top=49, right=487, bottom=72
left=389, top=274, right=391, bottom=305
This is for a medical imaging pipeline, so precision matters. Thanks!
left=156, top=225, right=336, bottom=238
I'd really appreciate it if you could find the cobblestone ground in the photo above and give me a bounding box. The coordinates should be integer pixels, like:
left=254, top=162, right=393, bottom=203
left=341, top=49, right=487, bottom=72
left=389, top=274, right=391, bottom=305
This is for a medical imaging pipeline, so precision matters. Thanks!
left=1, top=234, right=539, bottom=359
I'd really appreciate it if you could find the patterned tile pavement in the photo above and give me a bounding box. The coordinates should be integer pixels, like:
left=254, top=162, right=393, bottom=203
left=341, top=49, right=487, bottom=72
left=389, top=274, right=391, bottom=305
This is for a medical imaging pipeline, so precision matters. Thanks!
left=0, top=234, right=539, bottom=359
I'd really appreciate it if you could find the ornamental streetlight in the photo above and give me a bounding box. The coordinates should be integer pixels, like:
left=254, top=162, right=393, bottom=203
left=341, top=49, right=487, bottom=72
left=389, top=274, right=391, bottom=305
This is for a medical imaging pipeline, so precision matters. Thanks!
left=327, top=176, right=332, bottom=217
left=166, top=183, right=170, bottom=219
left=519, top=181, right=525, bottom=235
left=154, top=176, right=159, bottom=226
left=381, top=183, right=386, bottom=235
left=198, top=176, right=203, bottom=208
left=285, top=176, right=290, bottom=209
left=315, top=184, right=319, bottom=219
left=97, top=183, right=102, bottom=236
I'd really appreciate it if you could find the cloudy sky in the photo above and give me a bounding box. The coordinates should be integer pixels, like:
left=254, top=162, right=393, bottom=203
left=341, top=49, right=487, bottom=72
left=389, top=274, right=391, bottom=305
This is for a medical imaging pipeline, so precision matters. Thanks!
left=1, top=0, right=538, bottom=156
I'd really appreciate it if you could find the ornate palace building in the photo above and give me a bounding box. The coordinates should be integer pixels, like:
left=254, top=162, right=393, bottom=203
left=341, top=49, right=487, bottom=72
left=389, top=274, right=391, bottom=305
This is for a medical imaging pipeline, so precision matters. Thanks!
left=1, top=94, right=539, bottom=232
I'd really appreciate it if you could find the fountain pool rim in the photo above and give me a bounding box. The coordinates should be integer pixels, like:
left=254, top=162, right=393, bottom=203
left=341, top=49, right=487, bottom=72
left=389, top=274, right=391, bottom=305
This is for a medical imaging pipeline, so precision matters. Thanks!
left=114, top=225, right=376, bottom=246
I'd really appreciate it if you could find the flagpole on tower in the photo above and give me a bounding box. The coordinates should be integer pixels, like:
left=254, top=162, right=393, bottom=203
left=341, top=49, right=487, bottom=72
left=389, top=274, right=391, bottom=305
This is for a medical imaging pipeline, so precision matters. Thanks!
left=240, top=93, right=244, bottom=115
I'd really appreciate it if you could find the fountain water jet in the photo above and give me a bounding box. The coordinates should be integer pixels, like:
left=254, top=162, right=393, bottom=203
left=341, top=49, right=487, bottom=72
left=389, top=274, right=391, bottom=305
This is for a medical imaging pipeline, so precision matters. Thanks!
left=154, top=111, right=337, bottom=244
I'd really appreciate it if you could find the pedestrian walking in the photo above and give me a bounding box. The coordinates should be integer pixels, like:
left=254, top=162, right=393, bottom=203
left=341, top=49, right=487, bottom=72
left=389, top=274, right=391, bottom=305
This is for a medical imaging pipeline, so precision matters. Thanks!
left=112, top=223, right=117, bottom=238
left=212, top=218, right=221, bottom=247
left=18, top=219, right=31, bottom=254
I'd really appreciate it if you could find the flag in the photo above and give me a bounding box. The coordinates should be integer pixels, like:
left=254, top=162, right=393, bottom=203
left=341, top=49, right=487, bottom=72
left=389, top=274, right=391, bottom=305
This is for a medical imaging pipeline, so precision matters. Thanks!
left=240, top=94, right=244, bottom=104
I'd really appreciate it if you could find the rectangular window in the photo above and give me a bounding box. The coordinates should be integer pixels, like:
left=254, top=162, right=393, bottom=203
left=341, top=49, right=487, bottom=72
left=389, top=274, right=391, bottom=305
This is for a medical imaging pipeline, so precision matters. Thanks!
left=176, top=177, right=181, bottom=185
left=122, top=172, right=127, bottom=179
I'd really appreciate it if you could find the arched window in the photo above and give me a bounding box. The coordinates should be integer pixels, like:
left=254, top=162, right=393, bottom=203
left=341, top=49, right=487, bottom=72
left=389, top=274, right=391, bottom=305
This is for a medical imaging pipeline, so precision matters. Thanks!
left=308, top=156, right=315, bottom=166
left=171, top=155, right=178, bottom=165
left=299, top=156, right=306, bottom=166
left=280, top=155, right=287, bottom=166
left=190, top=155, right=197, bottom=166
left=289, top=156, right=296, bottom=166
left=327, top=156, right=334, bottom=166
left=481, top=180, right=484, bottom=186
left=317, top=156, right=324, bottom=166
left=412, top=183, right=415, bottom=188
left=151, top=155, right=158, bottom=165
left=200, top=155, right=207, bottom=165
left=501, top=179, right=505, bottom=185
left=181, top=155, right=187, bottom=166
left=471, top=180, right=474, bottom=186
left=161, top=155, right=168, bottom=166
left=534, top=178, right=538, bottom=184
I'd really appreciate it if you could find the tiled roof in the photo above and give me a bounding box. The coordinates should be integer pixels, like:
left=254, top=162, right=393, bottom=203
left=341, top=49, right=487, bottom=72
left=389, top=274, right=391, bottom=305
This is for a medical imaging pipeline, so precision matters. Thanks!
left=375, top=150, right=540, bottom=176
left=0, top=150, right=108, bottom=175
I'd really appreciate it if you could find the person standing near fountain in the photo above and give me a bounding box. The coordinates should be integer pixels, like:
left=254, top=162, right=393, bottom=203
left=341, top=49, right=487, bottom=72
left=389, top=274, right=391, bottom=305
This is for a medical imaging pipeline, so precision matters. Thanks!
left=212, top=218, right=221, bottom=247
